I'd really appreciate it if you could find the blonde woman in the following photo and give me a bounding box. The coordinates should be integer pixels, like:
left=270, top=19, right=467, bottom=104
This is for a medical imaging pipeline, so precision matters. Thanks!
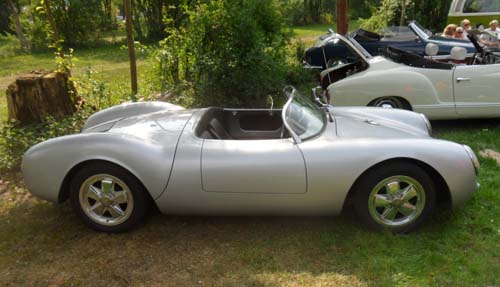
left=442, top=24, right=457, bottom=38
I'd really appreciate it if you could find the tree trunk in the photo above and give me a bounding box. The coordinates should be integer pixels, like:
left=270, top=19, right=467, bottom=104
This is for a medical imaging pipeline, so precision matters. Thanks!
left=125, top=0, right=138, bottom=98
left=6, top=71, right=76, bottom=125
left=400, top=0, right=407, bottom=27
left=6, top=0, right=29, bottom=51
left=336, top=0, right=348, bottom=35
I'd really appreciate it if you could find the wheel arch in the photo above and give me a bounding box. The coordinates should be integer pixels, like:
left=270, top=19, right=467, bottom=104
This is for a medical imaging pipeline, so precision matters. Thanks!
left=58, top=159, right=156, bottom=207
left=342, top=157, right=451, bottom=212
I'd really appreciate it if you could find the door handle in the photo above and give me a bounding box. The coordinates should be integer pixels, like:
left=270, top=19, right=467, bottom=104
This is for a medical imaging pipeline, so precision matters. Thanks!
left=456, top=77, right=471, bottom=82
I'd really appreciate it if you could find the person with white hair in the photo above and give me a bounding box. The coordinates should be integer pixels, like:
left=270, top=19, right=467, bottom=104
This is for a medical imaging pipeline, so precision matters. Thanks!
left=454, top=27, right=466, bottom=39
left=480, top=19, right=500, bottom=47
left=461, top=19, right=471, bottom=38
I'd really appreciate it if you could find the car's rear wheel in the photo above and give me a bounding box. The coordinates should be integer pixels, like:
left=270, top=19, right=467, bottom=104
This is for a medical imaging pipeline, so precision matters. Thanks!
left=70, top=162, right=150, bottom=233
left=353, top=162, right=436, bottom=233
left=371, top=97, right=408, bottom=110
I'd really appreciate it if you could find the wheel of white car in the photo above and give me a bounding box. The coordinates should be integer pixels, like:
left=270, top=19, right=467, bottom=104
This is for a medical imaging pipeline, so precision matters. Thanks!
left=352, top=162, right=436, bottom=233
left=371, top=97, right=405, bottom=109
left=69, top=162, right=151, bottom=233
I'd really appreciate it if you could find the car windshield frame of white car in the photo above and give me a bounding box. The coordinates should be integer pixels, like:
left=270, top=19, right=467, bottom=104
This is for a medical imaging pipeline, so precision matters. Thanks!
left=283, top=87, right=326, bottom=142
left=346, top=35, right=373, bottom=59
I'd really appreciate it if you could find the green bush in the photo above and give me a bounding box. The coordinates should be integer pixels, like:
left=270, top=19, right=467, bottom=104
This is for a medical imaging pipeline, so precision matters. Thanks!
left=0, top=34, right=23, bottom=58
left=0, top=108, right=92, bottom=173
left=0, top=66, right=131, bottom=173
left=154, top=0, right=291, bottom=108
left=359, top=0, right=400, bottom=32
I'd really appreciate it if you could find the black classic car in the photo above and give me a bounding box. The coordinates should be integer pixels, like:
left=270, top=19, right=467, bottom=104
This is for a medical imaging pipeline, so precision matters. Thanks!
left=304, top=21, right=476, bottom=69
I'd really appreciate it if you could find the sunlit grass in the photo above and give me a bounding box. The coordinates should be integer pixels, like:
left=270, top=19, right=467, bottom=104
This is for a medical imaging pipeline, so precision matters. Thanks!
left=2, top=23, right=500, bottom=287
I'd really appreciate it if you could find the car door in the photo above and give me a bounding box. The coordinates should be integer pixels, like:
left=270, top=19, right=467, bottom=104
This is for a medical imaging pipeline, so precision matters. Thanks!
left=453, top=64, right=500, bottom=117
left=201, top=138, right=307, bottom=194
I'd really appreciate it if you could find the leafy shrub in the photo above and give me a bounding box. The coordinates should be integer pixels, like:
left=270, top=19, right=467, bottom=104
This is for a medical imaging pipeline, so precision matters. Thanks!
left=0, top=34, right=23, bottom=58
left=359, top=0, right=400, bottom=32
left=0, top=108, right=92, bottom=173
left=154, top=0, right=291, bottom=108
left=279, top=0, right=307, bottom=26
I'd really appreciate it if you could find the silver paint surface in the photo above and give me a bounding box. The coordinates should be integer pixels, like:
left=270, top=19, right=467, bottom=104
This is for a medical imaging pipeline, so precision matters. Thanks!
left=22, top=101, right=477, bottom=216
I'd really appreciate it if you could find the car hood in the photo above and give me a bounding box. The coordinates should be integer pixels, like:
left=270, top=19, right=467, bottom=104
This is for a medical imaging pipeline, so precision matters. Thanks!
left=330, top=106, right=430, bottom=138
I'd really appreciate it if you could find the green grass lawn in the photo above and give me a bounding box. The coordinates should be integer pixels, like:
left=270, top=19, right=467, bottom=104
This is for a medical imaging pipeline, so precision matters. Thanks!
left=1, top=120, right=500, bottom=286
left=2, top=23, right=500, bottom=286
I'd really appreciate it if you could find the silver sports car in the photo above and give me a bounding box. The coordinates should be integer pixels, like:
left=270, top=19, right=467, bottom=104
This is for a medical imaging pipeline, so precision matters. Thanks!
left=22, top=87, right=479, bottom=233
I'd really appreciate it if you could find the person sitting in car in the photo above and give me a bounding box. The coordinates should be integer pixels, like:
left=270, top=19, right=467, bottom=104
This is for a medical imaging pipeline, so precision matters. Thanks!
left=454, top=27, right=466, bottom=39
left=480, top=20, right=500, bottom=47
left=442, top=24, right=457, bottom=38
left=461, top=19, right=471, bottom=38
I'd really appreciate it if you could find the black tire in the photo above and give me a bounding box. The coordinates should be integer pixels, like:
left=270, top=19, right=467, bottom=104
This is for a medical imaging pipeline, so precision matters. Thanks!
left=352, top=162, right=436, bottom=233
left=69, top=162, right=151, bottom=233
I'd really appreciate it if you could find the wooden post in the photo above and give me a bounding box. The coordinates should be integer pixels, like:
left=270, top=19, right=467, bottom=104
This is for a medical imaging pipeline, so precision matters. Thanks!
left=336, top=0, right=348, bottom=35
left=124, top=0, right=138, bottom=99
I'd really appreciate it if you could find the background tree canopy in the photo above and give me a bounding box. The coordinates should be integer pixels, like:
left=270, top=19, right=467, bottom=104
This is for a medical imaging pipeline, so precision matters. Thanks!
left=1, top=0, right=455, bottom=51
left=0, top=0, right=455, bottom=107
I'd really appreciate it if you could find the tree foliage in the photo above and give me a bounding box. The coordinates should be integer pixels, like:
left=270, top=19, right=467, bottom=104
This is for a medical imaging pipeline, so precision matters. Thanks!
left=360, top=0, right=452, bottom=32
left=155, top=0, right=291, bottom=107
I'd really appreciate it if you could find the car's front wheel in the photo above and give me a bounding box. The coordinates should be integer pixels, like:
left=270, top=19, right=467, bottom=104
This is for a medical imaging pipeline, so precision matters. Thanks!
left=70, top=162, right=151, bottom=233
left=353, top=162, right=436, bottom=233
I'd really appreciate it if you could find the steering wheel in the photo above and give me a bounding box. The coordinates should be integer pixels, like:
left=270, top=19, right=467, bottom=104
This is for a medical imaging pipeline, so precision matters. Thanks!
left=327, top=58, right=347, bottom=68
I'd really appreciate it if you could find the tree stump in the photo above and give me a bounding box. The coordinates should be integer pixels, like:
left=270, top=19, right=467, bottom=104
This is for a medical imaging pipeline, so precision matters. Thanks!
left=6, top=70, right=77, bottom=125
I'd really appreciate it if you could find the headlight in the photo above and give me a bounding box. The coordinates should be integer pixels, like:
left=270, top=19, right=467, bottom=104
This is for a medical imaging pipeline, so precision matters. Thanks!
left=463, top=145, right=480, bottom=174
left=419, top=113, right=432, bottom=135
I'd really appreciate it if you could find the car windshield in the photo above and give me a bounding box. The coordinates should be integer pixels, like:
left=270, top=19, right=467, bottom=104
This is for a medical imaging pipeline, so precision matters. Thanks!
left=410, top=21, right=432, bottom=39
left=380, top=26, right=419, bottom=41
left=282, top=86, right=326, bottom=141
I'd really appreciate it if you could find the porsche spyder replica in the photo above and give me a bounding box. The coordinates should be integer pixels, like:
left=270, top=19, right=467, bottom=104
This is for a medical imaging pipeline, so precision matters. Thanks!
left=320, top=30, right=500, bottom=120
left=22, top=87, right=479, bottom=233
left=303, top=21, right=475, bottom=69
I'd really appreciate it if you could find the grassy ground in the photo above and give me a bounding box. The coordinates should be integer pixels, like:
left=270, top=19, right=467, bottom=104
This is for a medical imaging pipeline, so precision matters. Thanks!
left=1, top=121, right=500, bottom=287
left=2, top=24, right=500, bottom=286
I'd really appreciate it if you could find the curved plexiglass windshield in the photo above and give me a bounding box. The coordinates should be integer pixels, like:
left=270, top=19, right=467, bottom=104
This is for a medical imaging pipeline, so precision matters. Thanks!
left=283, top=86, right=326, bottom=141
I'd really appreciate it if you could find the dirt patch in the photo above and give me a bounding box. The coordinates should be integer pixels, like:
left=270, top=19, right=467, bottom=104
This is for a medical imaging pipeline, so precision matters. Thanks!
left=479, top=149, right=500, bottom=166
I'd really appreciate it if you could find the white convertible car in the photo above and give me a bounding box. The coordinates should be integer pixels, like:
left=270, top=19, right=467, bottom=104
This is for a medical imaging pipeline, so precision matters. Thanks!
left=320, top=30, right=500, bottom=120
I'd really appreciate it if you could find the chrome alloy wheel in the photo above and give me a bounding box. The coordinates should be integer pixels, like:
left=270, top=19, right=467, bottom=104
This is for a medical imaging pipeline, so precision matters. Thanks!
left=368, top=176, right=426, bottom=227
left=79, top=174, right=134, bottom=226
